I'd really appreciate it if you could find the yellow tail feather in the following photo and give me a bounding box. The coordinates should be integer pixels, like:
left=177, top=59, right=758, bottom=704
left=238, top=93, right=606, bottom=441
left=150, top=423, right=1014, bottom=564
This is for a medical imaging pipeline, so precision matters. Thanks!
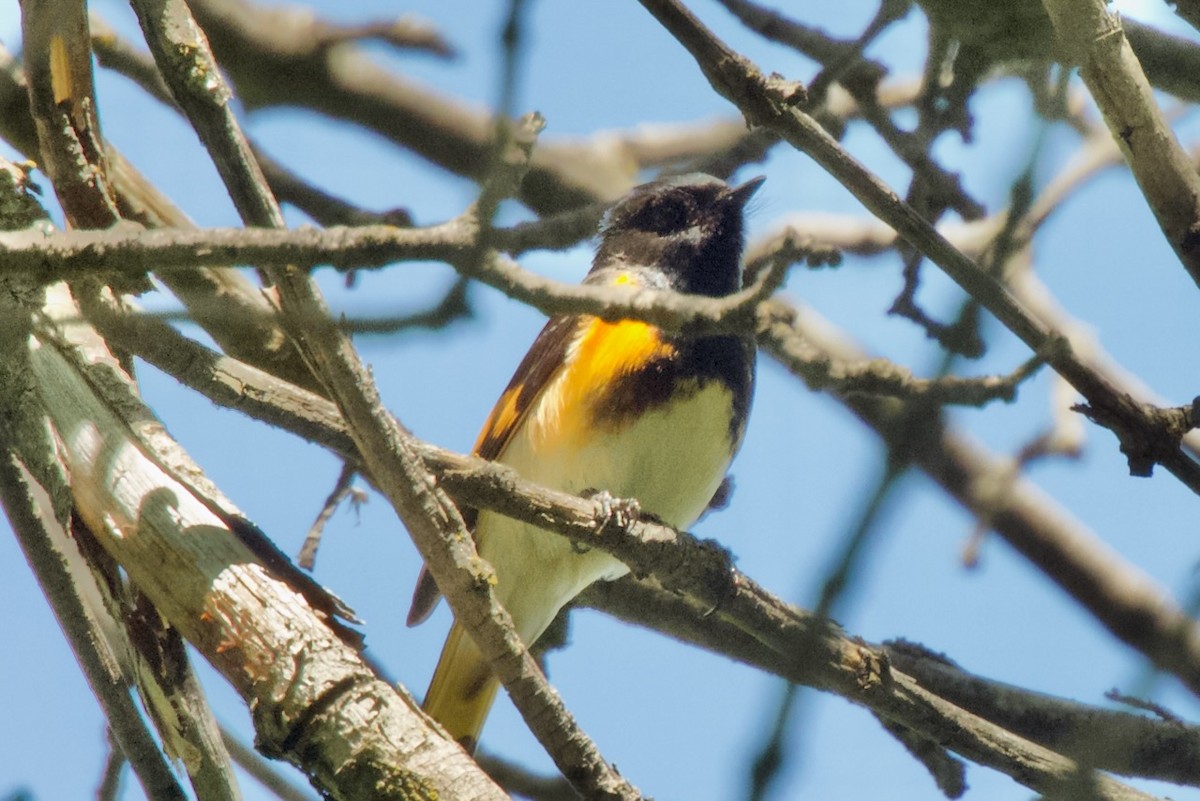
left=423, top=622, right=499, bottom=752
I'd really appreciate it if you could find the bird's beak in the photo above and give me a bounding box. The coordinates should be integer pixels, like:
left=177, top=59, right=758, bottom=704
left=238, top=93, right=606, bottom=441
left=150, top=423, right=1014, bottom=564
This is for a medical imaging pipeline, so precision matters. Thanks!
left=725, top=175, right=766, bottom=209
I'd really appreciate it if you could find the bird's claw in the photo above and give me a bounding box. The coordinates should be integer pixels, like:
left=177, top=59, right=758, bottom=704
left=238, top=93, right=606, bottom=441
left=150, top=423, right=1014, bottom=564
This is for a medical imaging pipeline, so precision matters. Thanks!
left=584, top=488, right=641, bottom=540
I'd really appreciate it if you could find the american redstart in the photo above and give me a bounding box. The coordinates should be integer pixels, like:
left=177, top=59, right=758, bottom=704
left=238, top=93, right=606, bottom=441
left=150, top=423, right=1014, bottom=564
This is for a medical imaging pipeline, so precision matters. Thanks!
left=408, top=173, right=762, bottom=750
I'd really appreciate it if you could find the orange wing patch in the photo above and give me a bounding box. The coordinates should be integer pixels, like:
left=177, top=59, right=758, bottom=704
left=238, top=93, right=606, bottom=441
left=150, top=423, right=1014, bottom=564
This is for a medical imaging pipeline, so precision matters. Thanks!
left=473, top=384, right=523, bottom=455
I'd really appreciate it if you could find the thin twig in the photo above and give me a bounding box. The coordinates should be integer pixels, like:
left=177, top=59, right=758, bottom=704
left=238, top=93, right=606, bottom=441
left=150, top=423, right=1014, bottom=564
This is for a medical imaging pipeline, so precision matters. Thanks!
left=298, top=462, right=359, bottom=570
left=96, top=732, right=126, bottom=801
left=1103, top=688, right=1184, bottom=725
left=220, top=726, right=318, bottom=801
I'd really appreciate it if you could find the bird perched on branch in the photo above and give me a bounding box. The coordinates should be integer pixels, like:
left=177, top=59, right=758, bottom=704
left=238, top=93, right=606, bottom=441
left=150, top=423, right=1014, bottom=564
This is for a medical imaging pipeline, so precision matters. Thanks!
left=408, top=172, right=763, bottom=751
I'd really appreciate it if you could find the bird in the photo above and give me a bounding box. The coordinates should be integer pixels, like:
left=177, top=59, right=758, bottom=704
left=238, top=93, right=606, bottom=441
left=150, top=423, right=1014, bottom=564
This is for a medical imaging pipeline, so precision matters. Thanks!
left=407, top=172, right=763, bottom=751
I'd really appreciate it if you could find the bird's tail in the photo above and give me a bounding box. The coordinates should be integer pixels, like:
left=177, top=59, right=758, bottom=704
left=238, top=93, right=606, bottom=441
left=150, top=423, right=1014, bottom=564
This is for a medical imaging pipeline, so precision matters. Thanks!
left=423, top=621, right=499, bottom=752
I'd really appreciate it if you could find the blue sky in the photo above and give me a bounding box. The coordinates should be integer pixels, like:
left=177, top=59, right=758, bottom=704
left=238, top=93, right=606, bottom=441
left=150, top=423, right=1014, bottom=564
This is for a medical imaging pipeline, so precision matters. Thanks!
left=3, top=1, right=1200, bottom=799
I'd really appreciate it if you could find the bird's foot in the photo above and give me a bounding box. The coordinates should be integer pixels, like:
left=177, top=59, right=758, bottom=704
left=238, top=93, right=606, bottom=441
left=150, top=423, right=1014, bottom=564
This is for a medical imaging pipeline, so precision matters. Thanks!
left=580, top=489, right=641, bottom=552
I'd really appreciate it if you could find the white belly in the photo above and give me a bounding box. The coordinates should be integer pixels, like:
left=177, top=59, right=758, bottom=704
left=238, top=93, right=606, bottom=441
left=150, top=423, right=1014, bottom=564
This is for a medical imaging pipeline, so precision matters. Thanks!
left=477, top=382, right=736, bottom=645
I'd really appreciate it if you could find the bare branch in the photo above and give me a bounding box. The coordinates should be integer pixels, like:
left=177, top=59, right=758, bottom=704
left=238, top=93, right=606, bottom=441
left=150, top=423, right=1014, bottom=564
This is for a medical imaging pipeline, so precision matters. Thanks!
left=20, top=0, right=122, bottom=229
left=767, top=318, right=1049, bottom=406
left=636, top=0, right=1200, bottom=490
left=219, top=727, right=318, bottom=801
left=1039, top=0, right=1200, bottom=289
left=0, top=221, right=783, bottom=336
left=760, top=301, right=1200, bottom=701
left=0, top=42, right=320, bottom=392
left=297, top=462, right=360, bottom=570
left=0, top=395, right=190, bottom=801
left=133, top=0, right=640, bottom=793
left=96, top=734, right=126, bottom=801
left=84, top=291, right=1194, bottom=797
left=31, top=284, right=501, bottom=800
left=876, top=715, right=968, bottom=799
left=0, top=200, right=185, bottom=799
left=129, top=0, right=284, bottom=230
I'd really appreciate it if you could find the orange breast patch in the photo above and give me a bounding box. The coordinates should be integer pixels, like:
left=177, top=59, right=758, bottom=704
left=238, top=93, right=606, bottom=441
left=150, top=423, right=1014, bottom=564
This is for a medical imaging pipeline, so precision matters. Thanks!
left=531, top=317, right=675, bottom=449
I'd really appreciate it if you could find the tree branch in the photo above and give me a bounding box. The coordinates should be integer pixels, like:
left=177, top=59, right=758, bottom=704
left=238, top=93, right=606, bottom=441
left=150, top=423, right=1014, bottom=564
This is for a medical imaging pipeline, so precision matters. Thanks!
left=132, top=0, right=641, bottom=793
left=0, top=220, right=786, bottom=336
left=30, top=284, right=501, bottom=800
left=0, top=42, right=320, bottom=392
left=1039, top=0, right=1200, bottom=289
left=0, top=315, right=188, bottom=801
left=83, top=291, right=1188, bottom=797
left=636, top=0, right=1200, bottom=491
left=761, top=302, right=1200, bottom=700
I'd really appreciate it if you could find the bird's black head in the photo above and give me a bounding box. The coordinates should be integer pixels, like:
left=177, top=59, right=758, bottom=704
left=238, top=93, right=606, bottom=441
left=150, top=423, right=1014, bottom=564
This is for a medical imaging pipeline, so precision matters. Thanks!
left=592, top=173, right=764, bottom=297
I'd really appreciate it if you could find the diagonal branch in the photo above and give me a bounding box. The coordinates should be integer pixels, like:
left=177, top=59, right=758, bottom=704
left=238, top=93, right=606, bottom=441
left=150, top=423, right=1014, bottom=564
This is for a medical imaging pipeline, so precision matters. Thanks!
left=1039, top=0, right=1200, bottom=289
left=84, top=292, right=1196, bottom=796
left=0, top=42, right=319, bottom=391
left=15, top=5, right=241, bottom=792
left=636, top=0, right=1200, bottom=492
left=19, top=0, right=121, bottom=229
left=28, top=285, right=499, bottom=800
left=129, top=0, right=642, bottom=794
left=0, top=234, right=186, bottom=799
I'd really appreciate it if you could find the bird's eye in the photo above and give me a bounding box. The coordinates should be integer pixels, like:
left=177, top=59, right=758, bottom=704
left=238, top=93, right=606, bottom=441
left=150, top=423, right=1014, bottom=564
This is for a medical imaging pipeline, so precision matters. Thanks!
left=631, top=193, right=691, bottom=234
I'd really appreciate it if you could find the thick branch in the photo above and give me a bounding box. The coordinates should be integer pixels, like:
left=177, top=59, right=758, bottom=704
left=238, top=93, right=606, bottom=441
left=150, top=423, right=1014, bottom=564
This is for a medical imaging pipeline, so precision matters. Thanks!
left=1039, top=0, right=1200, bottom=289
left=0, top=280, right=186, bottom=800
left=29, top=286, right=501, bottom=801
